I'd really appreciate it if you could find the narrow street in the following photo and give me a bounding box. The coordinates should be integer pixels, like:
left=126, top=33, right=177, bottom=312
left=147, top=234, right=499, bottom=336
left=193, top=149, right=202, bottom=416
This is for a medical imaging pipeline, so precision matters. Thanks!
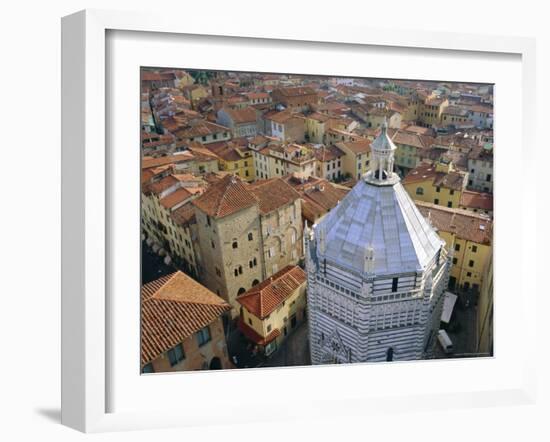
left=433, top=292, right=480, bottom=359
left=261, top=321, right=311, bottom=368
left=141, top=240, right=176, bottom=284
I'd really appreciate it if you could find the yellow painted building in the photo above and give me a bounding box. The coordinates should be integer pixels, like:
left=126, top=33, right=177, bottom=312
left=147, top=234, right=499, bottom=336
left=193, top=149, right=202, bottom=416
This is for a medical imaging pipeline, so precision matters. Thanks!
left=305, top=112, right=330, bottom=144
left=236, top=265, right=307, bottom=355
left=335, top=139, right=372, bottom=180
left=476, top=253, right=493, bottom=355
left=416, top=202, right=492, bottom=293
left=418, top=96, right=449, bottom=127
left=141, top=174, right=204, bottom=278
left=181, top=84, right=209, bottom=106
left=387, top=128, right=435, bottom=173
left=402, top=159, right=467, bottom=209
left=206, top=142, right=255, bottom=182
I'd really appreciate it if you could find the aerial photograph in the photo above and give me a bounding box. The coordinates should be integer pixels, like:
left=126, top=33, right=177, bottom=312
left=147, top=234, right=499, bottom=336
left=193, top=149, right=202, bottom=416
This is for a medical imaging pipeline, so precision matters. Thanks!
left=140, top=69, right=494, bottom=373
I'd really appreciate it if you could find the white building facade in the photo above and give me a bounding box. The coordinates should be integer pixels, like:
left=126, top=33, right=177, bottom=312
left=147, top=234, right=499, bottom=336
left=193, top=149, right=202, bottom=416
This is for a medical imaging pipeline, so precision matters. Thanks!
left=305, top=121, right=451, bottom=363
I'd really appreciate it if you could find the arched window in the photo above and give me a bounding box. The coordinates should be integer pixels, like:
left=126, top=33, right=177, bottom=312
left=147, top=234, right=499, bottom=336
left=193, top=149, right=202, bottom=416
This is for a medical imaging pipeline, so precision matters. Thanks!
left=237, top=287, right=246, bottom=295
left=252, top=279, right=260, bottom=286
left=232, top=241, right=238, bottom=249
left=416, top=187, right=424, bottom=195
left=238, top=266, right=243, bottom=275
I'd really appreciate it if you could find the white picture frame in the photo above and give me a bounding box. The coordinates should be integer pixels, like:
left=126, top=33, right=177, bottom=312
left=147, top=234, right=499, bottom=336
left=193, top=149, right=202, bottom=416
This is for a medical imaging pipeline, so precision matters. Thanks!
left=61, top=9, right=537, bottom=433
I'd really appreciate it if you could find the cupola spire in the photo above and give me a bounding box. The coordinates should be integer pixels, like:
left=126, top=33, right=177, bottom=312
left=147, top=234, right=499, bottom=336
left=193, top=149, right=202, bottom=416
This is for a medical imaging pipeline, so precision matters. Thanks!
left=365, top=117, right=398, bottom=185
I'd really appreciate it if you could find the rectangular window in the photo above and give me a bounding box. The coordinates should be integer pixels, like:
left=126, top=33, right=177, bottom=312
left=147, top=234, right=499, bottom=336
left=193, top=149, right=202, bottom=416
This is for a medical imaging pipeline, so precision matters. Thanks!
left=469, top=260, right=474, bottom=267
left=391, top=277, right=398, bottom=292
left=167, top=344, right=185, bottom=366
left=434, top=198, right=439, bottom=205
left=196, top=326, right=211, bottom=347
left=436, top=187, right=440, bottom=193
left=452, top=257, right=458, bottom=265
left=267, top=324, right=272, bottom=333
left=447, top=201, right=452, bottom=208
left=454, top=243, right=460, bottom=251
left=472, top=245, right=478, bottom=253
left=142, top=363, right=154, bottom=374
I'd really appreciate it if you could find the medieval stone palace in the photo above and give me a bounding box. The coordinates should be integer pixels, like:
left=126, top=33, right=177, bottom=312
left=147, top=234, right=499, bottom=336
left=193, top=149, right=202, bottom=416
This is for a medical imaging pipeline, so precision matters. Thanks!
left=305, top=120, right=451, bottom=363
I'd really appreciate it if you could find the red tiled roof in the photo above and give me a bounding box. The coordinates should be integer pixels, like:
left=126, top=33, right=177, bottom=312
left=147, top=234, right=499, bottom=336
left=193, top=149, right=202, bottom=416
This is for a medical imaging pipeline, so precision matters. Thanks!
left=141, top=272, right=231, bottom=365
left=402, top=162, right=467, bottom=191
left=247, top=178, right=301, bottom=214
left=142, top=152, right=194, bottom=170
left=459, top=190, right=493, bottom=211
left=336, top=139, right=371, bottom=154
left=415, top=202, right=493, bottom=245
left=170, top=202, right=196, bottom=226
left=388, top=129, right=435, bottom=150
left=159, top=187, right=192, bottom=209
left=265, top=110, right=303, bottom=124
left=273, top=86, right=317, bottom=97
left=313, top=145, right=345, bottom=162
left=236, top=266, right=306, bottom=319
left=150, top=175, right=179, bottom=195
left=192, top=174, right=257, bottom=218
left=221, top=107, right=258, bottom=124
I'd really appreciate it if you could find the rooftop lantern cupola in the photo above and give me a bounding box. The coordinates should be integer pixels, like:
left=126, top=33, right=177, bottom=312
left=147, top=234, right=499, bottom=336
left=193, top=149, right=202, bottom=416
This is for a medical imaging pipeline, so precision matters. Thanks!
left=365, top=117, right=398, bottom=185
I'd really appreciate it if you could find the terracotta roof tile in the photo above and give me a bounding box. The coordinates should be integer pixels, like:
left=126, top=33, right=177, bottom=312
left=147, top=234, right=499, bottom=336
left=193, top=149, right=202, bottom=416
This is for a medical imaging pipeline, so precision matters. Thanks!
left=141, top=272, right=231, bottom=365
left=159, top=187, right=192, bottom=209
left=402, top=162, right=467, bottom=191
left=142, top=152, right=194, bottom=170
left=459, top=190, right=493, bottom=211
left=273, top=86, right=317, bottom=97
left=415, top=202, right=492, bottom=245
left=336, top=139, right=371, bottom=154
left=171, top=202, right=196, bottom=226
left=312, top=145, right=345, bottom=162
left=247, top=178, right=301, bottom=214
left=221, top=107, right=258, bottom=124
left=192, top=174, right=257, bottom=218
left=150, top=175, right=179, bottom=195
left=236, top=266, right=306, bottom=319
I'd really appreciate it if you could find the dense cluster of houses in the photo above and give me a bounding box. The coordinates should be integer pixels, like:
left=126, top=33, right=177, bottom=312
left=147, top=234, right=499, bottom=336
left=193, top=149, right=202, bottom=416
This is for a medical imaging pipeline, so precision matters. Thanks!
left=140, top=69, right=494, bottom=372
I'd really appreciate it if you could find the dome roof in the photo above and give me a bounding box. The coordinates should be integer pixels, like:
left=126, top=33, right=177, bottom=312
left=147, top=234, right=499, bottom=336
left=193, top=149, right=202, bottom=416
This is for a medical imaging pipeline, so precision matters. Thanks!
left=315, top=178, right=444, bottom=276
left=371, top=121, right=397, bottom=154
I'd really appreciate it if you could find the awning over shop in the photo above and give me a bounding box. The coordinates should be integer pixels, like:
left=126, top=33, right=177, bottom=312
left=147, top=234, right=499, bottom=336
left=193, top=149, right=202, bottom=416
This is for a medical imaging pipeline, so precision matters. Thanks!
left=237, top=317, right=280, bottom=346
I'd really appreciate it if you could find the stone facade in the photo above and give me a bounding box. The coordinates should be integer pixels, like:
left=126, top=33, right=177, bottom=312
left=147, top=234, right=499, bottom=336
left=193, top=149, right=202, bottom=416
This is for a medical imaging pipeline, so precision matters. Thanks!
left=195, top=205, right=263, bottom=317
left=259, top=198, right=303, bottom=276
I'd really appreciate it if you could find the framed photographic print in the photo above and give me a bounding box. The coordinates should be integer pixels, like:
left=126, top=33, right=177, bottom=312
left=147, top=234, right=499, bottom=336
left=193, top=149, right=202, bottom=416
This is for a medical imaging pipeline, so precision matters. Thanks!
left=61, top=9, right=537, bottom=433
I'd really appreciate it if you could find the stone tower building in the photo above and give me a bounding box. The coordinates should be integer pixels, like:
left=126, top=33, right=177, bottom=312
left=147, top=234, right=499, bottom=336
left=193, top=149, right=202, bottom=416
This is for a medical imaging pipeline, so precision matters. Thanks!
left=305, top=120, right=451, bottom=363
